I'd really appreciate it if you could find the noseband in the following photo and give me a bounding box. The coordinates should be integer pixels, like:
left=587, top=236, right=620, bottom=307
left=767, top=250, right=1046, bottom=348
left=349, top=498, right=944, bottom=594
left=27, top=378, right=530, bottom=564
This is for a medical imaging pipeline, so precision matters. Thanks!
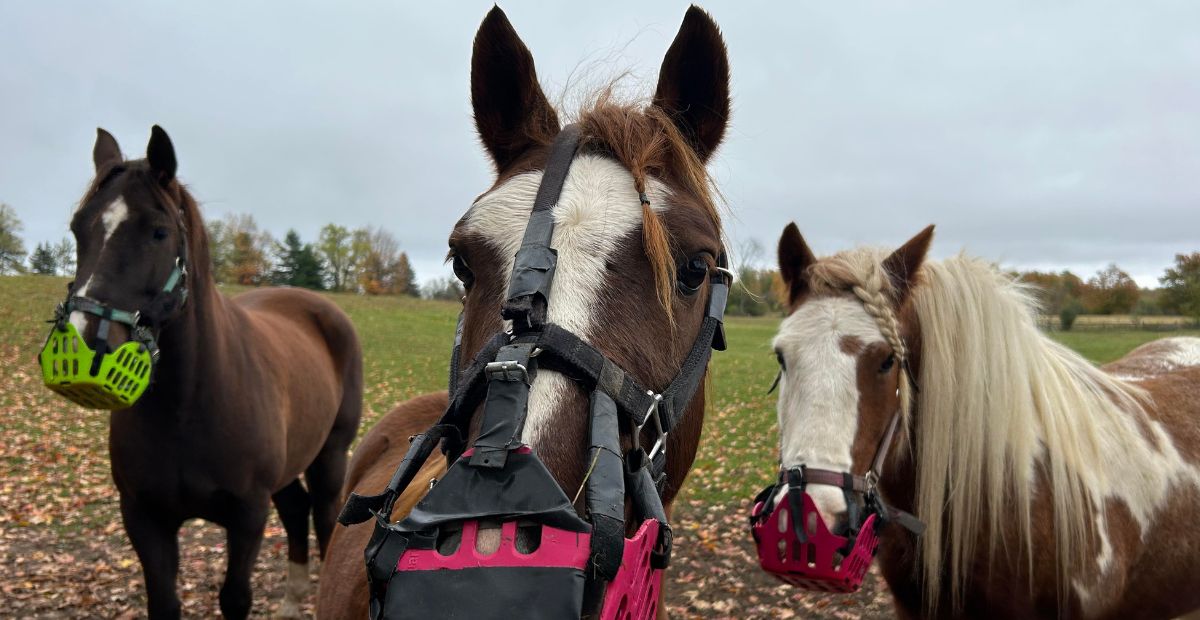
left=338, top=124, right=730, bottom=619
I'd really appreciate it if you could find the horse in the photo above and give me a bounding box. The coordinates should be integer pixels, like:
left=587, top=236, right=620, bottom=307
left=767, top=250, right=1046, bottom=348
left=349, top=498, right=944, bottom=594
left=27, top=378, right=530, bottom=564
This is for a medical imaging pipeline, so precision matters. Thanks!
left=316, top=5, right=732, bottom=618
left=62, top=126, right=363, bottom=618
left=768, top=222, right=1200, bottom=618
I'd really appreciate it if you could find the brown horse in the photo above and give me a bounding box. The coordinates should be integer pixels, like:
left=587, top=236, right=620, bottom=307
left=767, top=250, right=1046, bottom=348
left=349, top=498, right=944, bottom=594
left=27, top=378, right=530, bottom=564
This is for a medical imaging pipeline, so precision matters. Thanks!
left=67, top=127, right=363, bottom=618
left=771, top=222, right=1200, bottom=618
left=317, top=5, right=732, bottom=617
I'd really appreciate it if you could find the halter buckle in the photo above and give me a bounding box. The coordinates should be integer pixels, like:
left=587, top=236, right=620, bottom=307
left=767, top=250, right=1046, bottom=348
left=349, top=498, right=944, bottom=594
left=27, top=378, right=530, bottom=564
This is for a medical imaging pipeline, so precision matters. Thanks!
left=638, top=392, right=667, bottom=461
left=485, top=360, right=529, bottom=383
left=864, top=470, right=879, bottom=495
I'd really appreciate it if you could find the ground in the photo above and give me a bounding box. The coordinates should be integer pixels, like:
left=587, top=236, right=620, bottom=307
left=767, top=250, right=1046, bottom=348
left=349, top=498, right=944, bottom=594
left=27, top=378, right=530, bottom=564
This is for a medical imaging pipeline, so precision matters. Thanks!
left=2, top=275, right=1195, bottom=618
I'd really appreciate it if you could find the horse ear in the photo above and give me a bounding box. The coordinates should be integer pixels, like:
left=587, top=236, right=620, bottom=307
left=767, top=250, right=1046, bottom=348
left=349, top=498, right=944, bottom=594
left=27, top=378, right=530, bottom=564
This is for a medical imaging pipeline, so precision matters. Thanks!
left=147, top=125, right=177, bottom=184
left=778, top=222, right=817, bottom=309
left=653, top=6, right=731, bottom=163
left=471, top=6, right=559, bottom=171
left=883, top=225, right=935, bottom=304
left=93, top=128, right=123, bottom=172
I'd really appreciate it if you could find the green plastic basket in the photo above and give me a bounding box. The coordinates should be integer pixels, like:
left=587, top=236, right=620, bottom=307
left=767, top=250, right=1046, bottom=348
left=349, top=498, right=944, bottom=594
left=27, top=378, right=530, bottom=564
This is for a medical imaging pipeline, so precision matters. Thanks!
left=39, top=322, right=152, bottom=410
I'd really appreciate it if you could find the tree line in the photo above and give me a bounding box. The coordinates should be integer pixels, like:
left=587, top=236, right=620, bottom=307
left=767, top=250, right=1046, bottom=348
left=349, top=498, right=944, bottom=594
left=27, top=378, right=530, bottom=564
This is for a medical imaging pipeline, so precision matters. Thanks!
left=1, top=202, right=1195, bottom=316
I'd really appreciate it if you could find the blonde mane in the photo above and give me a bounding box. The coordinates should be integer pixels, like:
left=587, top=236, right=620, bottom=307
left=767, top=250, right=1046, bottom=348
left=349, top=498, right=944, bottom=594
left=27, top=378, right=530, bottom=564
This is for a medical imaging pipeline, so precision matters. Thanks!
left=809, top=249, right=1151, bottom=609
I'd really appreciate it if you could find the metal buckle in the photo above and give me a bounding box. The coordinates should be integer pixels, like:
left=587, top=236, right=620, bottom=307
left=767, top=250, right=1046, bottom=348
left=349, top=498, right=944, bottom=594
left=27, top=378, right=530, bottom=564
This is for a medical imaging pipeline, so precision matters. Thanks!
left=485, top=360, right=529, bottom=383
left=638, top=391, right=667, bottom=461
left=864, top=470, right=879, bottom=495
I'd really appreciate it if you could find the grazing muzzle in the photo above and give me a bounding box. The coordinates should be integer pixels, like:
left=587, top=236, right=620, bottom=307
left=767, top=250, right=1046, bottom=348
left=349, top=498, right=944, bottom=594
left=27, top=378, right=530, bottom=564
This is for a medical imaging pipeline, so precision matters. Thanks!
left=38, top=251, right=188, bottom=410
left=337, top=124, right=730, bottom=619
left=749, top=397, right=925, bottom=591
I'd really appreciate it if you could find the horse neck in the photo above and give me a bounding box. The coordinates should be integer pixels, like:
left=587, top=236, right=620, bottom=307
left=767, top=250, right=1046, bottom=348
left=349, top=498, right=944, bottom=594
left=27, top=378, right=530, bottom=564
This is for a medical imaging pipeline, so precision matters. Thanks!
left=134, top=260, right=228, bottom=415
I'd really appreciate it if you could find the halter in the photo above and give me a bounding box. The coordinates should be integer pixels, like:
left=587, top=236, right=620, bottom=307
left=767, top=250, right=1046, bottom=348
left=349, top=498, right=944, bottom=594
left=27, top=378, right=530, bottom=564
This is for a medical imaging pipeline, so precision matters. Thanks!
left=749, top=359, right=925, bottom=591
left=39, top=179, right=191, bottom=410
left=338, top=124, right=730, bottom=619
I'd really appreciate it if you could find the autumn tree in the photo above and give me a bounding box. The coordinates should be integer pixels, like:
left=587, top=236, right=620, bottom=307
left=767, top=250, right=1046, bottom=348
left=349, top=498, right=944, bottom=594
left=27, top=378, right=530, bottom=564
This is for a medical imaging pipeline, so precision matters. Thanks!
left=354, top=226, right=418, bottom=295
left=1160, top=253, right=1200, bottom=320
left=0, top=203, right=27, bottom=274
left=207, top=213, right=272, bottom=285
left=1082, top=264, right=1139, bottom=315
left=1019, top=270, right=1085, bottom=314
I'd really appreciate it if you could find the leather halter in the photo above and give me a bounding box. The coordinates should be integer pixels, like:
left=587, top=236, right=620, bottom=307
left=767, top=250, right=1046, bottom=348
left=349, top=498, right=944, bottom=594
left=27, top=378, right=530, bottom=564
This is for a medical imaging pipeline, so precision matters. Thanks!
left=339, top=123, right=731, bottom=591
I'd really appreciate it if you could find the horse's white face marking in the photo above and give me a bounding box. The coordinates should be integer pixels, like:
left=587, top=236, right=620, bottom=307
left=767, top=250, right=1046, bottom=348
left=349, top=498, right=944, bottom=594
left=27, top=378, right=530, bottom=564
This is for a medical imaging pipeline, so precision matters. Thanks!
left=464, top=154, right=668, bottom=449
left=69, top=197, right=130, bottom=332
left=772, top=296, right=886, bottom=525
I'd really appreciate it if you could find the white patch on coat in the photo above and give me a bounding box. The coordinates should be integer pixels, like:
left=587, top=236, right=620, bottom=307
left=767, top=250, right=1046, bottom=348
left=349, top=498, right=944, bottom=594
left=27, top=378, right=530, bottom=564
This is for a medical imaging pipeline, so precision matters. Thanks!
left=771, top=295, right=886, bottom=525
left=464, top=155, right=668, bottom=448
left=1163, top=337, right=1200, bottom=368
left=68, top=198, right=131, bottom=332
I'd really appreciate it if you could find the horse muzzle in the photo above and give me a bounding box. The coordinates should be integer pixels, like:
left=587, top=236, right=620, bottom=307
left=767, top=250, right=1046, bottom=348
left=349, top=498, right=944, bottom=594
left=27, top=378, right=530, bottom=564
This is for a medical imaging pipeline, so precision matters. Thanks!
left=748, top=466, right=924, bottom=593
left=38, top=321, right=153, bottom=410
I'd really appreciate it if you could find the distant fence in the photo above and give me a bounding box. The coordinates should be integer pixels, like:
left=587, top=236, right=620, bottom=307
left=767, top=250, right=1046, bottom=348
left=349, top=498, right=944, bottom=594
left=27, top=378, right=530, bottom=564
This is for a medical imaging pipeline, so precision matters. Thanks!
left=1038, top=314, right=1200, bottom=332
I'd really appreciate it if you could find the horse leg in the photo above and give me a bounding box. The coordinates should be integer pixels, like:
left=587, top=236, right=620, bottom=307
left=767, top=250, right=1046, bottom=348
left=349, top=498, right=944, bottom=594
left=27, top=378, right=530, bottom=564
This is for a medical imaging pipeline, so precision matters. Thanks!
left=219, top=500, right=269, bottom=620
left=121, top=498, right=183, bottom=620
left=305, top=441, right=350, bottom=558
left=271, top=479, right=312, bottom=619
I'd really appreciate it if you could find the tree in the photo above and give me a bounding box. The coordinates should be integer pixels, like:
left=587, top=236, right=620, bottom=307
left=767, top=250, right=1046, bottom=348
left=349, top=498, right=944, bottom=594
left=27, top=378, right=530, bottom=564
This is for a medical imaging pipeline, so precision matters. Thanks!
left=354, top=226, right=418, bottom=295
left=1081, top=264, right=1140, bottom=315
left=1160, top=253, right=1200, bottom=320
left=53, top=237, right=75, bottom=276
left=0, top=203, right=27, bottom=274
left=270, top=229, right=326, bottom=290
left=1019, top=270, right=1085, bottom=314
left=423, top=276, right=465, bottom=301
left=318, top=224, right=355, bottom=291
left=207, top=213, right=272, bottom=285
left=29, top=242, right=57, bottom=275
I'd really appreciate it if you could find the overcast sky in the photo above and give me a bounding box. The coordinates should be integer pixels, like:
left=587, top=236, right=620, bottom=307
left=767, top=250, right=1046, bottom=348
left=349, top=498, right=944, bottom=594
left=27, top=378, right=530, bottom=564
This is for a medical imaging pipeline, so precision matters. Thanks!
left=2, top=1, right=1197, bottom=287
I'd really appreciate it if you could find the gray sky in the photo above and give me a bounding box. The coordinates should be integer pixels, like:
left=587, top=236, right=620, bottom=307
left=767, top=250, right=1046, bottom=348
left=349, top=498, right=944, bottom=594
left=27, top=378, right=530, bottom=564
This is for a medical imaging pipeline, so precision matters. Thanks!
left=2, top=1, right=1197, bottom=287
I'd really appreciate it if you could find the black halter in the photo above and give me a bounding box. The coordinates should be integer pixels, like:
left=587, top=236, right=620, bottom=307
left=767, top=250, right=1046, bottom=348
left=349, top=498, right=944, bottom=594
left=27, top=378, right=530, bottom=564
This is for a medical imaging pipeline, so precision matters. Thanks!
left=339, top=124, right=730, bottom=610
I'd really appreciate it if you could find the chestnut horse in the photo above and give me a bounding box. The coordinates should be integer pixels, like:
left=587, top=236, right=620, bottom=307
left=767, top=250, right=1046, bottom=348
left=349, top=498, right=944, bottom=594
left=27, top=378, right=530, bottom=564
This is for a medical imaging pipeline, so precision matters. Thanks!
left=770, top=222, right=1200, bottom=618
left=68, top=127, right=362, bottom=618
left=317, top=6, right=732, bottom=618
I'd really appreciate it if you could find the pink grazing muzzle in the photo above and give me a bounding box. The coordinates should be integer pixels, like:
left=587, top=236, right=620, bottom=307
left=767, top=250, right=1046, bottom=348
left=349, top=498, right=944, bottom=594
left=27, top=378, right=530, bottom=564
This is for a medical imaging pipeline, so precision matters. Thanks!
left=748, top=466, right=923, bottom=593
left=750, top=486, right=879, bottom=592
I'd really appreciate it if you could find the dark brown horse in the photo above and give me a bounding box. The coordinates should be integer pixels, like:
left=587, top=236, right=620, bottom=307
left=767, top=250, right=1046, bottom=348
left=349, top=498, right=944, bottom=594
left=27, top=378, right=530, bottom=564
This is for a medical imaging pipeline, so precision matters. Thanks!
left=67, top=127, right=362, bottom=618
left=771, top=223, right=1200, bottom=618
left=317, top=5, right=732, bottom=618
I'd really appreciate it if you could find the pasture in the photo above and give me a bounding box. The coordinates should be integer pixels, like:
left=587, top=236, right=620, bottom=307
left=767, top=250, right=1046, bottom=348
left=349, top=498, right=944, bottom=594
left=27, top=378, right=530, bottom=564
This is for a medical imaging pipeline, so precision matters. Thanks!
left=1, top=274, right=1195, bottom=618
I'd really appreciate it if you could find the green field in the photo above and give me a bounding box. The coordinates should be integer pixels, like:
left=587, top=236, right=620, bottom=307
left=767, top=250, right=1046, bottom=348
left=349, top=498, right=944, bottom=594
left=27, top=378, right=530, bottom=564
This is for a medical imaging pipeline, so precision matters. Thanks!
left=4, top=274, right=1196, bottom=511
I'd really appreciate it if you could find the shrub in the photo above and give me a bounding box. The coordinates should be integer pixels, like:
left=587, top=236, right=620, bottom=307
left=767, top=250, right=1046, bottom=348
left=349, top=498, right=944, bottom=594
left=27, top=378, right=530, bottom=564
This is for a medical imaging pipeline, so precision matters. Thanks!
left=1059, top=299, right=1083, bottom=331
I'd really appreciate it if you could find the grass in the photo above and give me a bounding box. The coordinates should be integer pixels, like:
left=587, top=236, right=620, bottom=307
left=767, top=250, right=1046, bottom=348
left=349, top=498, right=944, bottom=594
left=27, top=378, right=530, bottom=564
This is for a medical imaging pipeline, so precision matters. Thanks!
left=2, top=274, right=1195, bottom=512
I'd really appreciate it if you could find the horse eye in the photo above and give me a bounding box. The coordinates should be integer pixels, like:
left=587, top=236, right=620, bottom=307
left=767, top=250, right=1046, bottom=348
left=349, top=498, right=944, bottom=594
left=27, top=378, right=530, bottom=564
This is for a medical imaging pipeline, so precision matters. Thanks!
left=880, top=353, right=896, bottom=373
left=153, top=227, right=169, bottom=241
left=452, top=254, right=474, bottom=290
left=775, top=349, right=787, bottom=371
left=676, top=255, right=709, bottom=295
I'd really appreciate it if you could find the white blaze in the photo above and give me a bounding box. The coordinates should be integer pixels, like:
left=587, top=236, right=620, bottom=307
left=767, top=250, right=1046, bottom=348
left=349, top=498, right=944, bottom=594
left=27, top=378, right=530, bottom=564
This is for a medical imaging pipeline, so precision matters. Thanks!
left=464, top=155, right=668, bottom=447
left=771, top=296, right=886, bottom=525
left=69, top=197, right=130, bottom=333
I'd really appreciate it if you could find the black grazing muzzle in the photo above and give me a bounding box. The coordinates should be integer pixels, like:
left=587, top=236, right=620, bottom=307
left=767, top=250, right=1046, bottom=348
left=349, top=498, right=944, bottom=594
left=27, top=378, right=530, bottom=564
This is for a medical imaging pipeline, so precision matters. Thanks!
left=338, top=124, right=730, bottom=620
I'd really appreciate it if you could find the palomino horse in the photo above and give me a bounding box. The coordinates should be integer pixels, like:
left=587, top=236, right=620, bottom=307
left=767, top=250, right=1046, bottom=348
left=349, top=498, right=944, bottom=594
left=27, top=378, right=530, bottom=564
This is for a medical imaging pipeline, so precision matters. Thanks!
left=63, top=127, right=362, bottom=618
left=768, top=222, right=1200, bottom=618
left=317, top=5, right=732, bottom=617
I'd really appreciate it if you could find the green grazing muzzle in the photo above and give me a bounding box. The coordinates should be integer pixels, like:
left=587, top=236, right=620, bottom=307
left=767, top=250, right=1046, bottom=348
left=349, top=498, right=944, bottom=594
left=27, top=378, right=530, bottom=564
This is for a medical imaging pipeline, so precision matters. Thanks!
left=39, top=322, right=153, bottom=410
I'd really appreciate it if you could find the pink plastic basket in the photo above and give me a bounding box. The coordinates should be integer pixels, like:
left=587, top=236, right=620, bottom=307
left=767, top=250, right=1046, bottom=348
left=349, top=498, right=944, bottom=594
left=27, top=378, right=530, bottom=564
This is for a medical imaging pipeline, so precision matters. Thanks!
left=599, top=519, right=663, bottom=620
left=750, top=491, right=879, bottom=593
